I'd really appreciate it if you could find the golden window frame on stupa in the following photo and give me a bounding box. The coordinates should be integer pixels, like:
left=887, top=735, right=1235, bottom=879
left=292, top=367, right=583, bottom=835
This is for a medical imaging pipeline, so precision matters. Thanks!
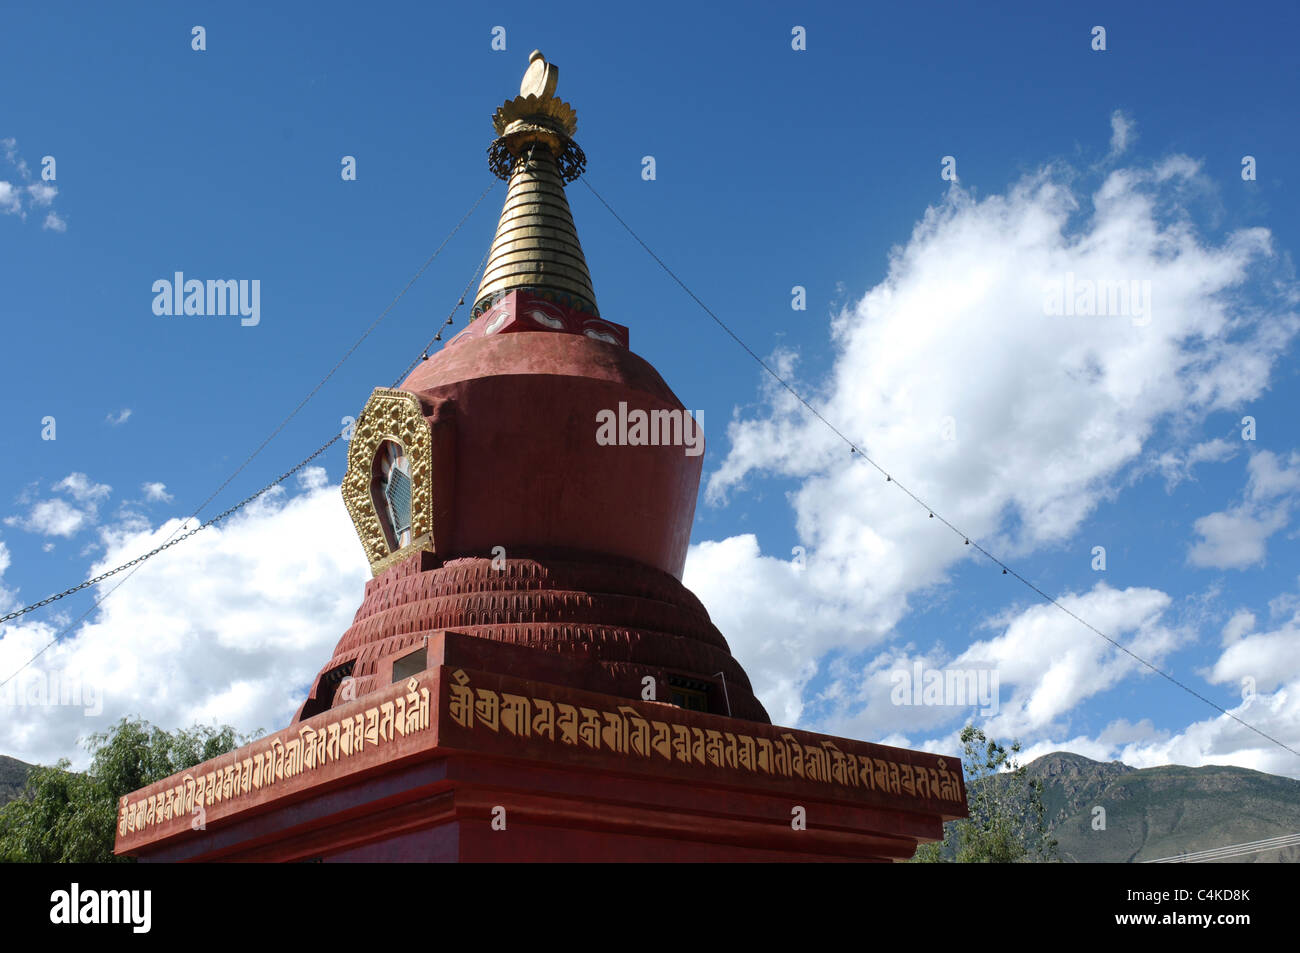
left=341, top=388, right=435, bottom=574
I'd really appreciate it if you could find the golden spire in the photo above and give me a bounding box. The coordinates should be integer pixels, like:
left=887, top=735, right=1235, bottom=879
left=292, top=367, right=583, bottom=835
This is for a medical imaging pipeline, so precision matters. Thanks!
left=473, top=51, right=599, bottom=318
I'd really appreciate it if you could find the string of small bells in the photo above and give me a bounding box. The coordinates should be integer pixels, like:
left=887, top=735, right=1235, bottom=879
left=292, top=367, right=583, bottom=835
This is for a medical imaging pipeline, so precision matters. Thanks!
left=422, top=297, right=466, bottom=360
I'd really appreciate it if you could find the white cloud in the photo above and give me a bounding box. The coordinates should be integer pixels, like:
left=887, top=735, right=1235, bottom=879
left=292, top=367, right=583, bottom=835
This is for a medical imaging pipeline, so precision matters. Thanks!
left=1206, top=601, right=1300, bottom=694
left=1104, top=580, right=1300, bottom=777
left=0, top=540, right=14, bottom=612
left=1188, top=508, right=1287, bottom=569
left=26, top=183, right=56, bottom=206
left=297, top=467, right=328, bottom=492
left=0, top=137, right=25, bottom=175
left=955, top=586, right=1179, bottom=738
left=1108, top=110, right=1136, bottom=157
left=1188, top=451, right=1300, bottom=569
left=0, top=137, right=64, bottom=229
left=807, top=584, right=1180, bottom=745
left=685, top=534, right=833, bottom=727
left=1210, top=633, right=1299, bottom=696
left=4, top=498, right=93, bottom=538
left=694, top=143, right=1297, bottom=738
left=1112, top=689, right=1300, bottom=778
left=0, top=467, right=368, bottom=768
left=141, top=482, right=173, bottom=503
left=4, top=474, right=111, bottom=539
left=1152, top=437, right=1238, bottom=490
left=1222, top=609, right=1255, bottom=644
left=907, top=660, right=1300, bottom=779
left=0, top=181, right=20, bottom=215
left=831, top=583, right=1300, bottom=782
left=105, top=409, right=131, bottom=426
left=1190, top=439, right=1238, bottom=467
left=55, top=473, right=111, bottom=505
left=1246, top=450, right=1300, bottom=500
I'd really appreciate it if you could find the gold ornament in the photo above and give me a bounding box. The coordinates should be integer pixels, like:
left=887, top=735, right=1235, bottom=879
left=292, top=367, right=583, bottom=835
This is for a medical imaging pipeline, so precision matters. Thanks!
left=341, top=388, right=435, bottom=575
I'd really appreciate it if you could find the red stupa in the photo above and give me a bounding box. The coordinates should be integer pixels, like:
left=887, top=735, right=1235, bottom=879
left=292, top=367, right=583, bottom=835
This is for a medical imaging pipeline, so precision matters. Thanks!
left=115, top=53, right=966, bottom=862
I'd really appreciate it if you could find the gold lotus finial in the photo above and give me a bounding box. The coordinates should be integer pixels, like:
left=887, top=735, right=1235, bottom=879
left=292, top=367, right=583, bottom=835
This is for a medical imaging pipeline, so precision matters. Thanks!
left=520, top=50, right=558, bottom=99
left=487, top=50, right=584, bottom=182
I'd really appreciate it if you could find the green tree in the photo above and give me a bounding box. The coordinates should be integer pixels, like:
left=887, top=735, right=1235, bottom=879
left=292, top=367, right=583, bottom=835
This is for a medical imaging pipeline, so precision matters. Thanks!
left=0, top=717, right=255, bottom=863
left=911, top=725, right=1059, bottom=863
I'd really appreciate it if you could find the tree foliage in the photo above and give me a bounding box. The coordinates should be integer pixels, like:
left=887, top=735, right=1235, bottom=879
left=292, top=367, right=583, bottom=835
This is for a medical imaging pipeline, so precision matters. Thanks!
left=0, top=717, right=253, bottom=863
left=911, top=725, right=1059, bottom=863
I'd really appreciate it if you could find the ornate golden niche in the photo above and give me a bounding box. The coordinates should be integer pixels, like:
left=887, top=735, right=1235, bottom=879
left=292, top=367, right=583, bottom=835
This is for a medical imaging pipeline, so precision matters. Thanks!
left=342, top=388, right=435, bottom=575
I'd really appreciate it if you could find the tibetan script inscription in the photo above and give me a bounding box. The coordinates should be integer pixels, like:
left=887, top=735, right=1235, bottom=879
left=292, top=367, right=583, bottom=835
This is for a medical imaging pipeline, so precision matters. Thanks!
left=445, top=669, right=964, bottom=805
left=118, top=677, right=431, bottom=838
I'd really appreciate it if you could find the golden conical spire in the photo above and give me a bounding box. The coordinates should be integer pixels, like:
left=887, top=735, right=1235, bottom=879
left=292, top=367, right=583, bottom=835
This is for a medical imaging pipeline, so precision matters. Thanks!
left=473, top=51, right=599, bottom=318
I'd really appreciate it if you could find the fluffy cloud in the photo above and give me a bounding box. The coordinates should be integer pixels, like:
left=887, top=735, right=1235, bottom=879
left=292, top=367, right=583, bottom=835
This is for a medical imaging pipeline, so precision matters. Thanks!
left=0, top=540, right=14, bottom=610
left=1187, top=508, right=1288, bottom=569
left=0, top=181, right=19, bottom=215
left=802, top=584, right=1180, bottom=747
left=0, top=138, right=28, bottom=177
left=1205, top=598, right=1300, bottom=695
left=1115, top=695, right=1300, bottom=777
left=884, top=585, right=1300, bottom=778
left=690, top=135, right=1298, bottom=761
left=1188, top=451, right=1300, bottom=569
left=141, top=482, right=173, bottom=503
left=105, top=409, right=132, bottom=426
left=1151, top=437, right=1238, bottom=490
left=5, top=473, right=113, bottom=538
left=1247, top=450, right=1300, bottom=499
left=1221, top=609, right=1256, bottom=644
left=4, top=498, right=93, bottom=538
left=685, top=535, right=834, bottom=727
left=55, top=473, right=111, bottom=505
left=0, top=137, right=63, bottom=228
left=0, top=467, right=368, bottom=768
left=953, top=585, right=1180, bottom=737
left=1108, top=110, right=1136, bottom=157
left=26, top=183, right=56, bottom=206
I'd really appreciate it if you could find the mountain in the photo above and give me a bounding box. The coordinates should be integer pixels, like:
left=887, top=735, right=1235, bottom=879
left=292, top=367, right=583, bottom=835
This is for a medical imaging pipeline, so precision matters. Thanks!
left=0, top=756, right=33, bottom=809
left=1028, top=751, right=1300, bottom=863
left=919, top=750, right=1300, bottom=862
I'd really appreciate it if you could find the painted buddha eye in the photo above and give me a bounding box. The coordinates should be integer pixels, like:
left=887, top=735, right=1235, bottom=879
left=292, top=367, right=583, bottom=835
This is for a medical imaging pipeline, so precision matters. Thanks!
left=529, top=308, right=566, bottom=329
left=485, top=310, right=509, bottom=334
left=584, top=328, right=618, bottom=344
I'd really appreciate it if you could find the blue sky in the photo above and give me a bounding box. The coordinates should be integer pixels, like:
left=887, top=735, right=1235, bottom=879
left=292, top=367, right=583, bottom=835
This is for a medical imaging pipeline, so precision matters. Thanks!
left=2, top=1, right=1299, bottom=780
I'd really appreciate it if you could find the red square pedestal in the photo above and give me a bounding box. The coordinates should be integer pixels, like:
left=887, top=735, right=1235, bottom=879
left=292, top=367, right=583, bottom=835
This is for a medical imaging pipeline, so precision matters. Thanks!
left=115, top=632, right=966, bottom=862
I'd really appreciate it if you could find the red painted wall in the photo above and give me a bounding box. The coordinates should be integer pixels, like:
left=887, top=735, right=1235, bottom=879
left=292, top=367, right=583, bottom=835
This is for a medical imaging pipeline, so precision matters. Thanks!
left=403, top=329, right=703, bottom=579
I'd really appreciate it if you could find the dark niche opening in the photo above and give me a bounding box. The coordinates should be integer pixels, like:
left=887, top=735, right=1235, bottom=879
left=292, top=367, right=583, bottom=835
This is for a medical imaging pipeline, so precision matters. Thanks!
left=370, top=440, right=412, bottom=551
left=300, top=659, right=356, bottom=720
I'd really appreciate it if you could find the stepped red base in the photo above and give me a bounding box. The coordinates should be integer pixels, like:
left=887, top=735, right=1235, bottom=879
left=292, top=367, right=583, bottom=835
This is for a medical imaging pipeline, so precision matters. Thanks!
left=115, top=633, right=966, bottom=862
